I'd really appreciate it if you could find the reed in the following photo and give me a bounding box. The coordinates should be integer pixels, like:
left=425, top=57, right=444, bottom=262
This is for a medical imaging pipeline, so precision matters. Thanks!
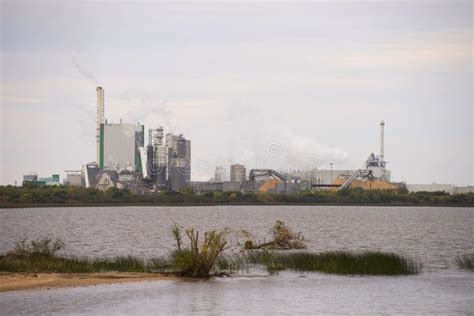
left=246, top=251, right=421, bottom=275
left=456, top=254, right=474, bottom=271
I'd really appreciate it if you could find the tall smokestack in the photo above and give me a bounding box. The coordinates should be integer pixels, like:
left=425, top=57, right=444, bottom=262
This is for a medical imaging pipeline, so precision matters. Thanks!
left=96, top=87, right=104, bottom=166
left=380, top=120, right=385, bottom=162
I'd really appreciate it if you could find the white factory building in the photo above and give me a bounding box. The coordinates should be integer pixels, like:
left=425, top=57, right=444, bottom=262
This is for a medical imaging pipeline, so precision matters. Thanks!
left=101, top=122, right=144, bottom=171
left=95, top=87, right=145, bottom=172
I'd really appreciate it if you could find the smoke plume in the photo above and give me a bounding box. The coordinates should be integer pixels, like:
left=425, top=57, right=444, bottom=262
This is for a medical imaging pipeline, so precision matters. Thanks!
left=71, top=50, right=99, bottom=85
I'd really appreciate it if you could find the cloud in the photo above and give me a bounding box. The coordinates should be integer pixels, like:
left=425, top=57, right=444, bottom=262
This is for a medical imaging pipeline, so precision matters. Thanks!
left=340, top=36, right=471, bottom=69
left=1, top=96, right=45, bottom=105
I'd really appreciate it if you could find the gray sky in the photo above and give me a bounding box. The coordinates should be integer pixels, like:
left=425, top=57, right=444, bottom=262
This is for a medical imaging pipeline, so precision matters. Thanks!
left=1, top=0, right=473, bottom=185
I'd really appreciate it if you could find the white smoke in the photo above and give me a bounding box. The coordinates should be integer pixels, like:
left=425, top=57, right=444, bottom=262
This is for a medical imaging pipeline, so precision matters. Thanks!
left=71, top=50, right=99, bottom=85
left=223, top=102, right=349, bottom=172
left=118, top=90, right=178, bottom=137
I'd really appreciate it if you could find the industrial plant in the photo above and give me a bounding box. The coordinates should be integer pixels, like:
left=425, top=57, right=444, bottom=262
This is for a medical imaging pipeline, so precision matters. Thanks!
left=21, top=87, right=473, bottom=195
left=50, top=87, right=191, bottom=193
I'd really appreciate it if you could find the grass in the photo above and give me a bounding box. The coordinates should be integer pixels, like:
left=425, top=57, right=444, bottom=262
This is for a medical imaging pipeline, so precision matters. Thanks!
left=0, top=236, right=422, bottom=277
left=456, top=254, right=474, bottom=271
left=0, top=238, right=171, bottom=273
left=0, top=253, right=167, bottom=273
left=0, top=251, right=422, bottom=276
left=245, top=251, right=421, bottom=275
left=0, top=250, right=422, bottom=276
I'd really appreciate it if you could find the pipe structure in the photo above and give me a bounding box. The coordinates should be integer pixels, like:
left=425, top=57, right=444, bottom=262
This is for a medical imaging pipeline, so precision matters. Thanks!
left=380, top=120, right=385, bottom=162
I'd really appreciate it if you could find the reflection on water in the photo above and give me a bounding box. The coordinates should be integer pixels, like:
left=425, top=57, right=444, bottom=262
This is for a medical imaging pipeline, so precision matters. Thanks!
left=1, top=271, right=473, bottom=315
left=0, top=206, right=473, bottom=314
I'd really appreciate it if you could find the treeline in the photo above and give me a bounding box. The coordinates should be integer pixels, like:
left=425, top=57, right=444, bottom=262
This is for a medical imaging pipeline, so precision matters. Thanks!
left=1, top=185, right=473, bottom=207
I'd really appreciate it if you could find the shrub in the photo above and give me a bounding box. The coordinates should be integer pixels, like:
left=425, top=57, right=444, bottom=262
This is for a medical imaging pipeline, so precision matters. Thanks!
left=171, top=225, right=227, bottom=278
left=456, top=254, right=474, bottom=271
left=7, top=237, right=65, bottom=259
left=271, top=220, right=306, bottom=249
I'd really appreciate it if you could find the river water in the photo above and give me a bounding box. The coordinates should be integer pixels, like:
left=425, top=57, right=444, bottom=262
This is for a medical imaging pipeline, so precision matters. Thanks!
left=1, top=206, right=473, bottom=314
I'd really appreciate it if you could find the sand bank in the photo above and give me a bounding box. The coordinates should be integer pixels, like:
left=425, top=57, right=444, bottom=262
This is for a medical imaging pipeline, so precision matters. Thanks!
left=0, top=272, right=176, bottom=292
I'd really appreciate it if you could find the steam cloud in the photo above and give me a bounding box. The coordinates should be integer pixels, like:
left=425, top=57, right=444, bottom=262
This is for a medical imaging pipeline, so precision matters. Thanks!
left=224, top=103, right=349, bottom=171
left=118, top=90, right=178, bottom=138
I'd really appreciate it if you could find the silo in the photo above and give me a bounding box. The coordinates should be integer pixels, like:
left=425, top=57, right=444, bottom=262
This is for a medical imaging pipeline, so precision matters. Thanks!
left=169, top=158, right=189, bottom=191
left=177, top=138, right=187, bottom=158
left=146, top=144, right=155, bottom=181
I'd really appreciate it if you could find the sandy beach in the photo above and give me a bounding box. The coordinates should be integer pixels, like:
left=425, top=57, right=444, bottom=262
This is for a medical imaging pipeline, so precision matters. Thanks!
left=0, top=272, right=176, bottom=292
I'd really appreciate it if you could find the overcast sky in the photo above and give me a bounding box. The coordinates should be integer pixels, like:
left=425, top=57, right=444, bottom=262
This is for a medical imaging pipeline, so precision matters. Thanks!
left=1, top=0, right=472, bottom=185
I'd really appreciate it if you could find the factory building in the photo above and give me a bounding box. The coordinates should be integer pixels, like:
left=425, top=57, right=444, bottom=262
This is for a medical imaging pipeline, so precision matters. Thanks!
left=39, top=175, right=60, bottom=186
left=287, top=121, right=393, bottom=191
left=138, top=128, right=191, bottom=191
left=214, top=166, right=224, bottom=182
left=223, top=181, right=241, bottom=192
left=405, top=184, right=474, bottom=194
left=84, top=162, right=101, bottom=188
left=188, top=181, right=223, bottom=193
left=144, top=127, right=168, bottom=186
left=100, top=122, right=144, bottom=171
left=89, top=86, right=193, bottom=191
left=230, top=164, right=246, bottom=184
left=64, top=170, right=84, bottom=187
left=167, top=133, right=191, bottom=191
left=22, top=173, right=60, bottom=187
left=364, top=120, right=390, bottom=181
left=95, top=170, right=127, bottom=191
left=23, top=173, right=38, bottom=183
left=95, top=87, right=145, bottom=172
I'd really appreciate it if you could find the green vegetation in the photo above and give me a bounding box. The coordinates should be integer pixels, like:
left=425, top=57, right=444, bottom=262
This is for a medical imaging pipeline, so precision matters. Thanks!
left=246, top=251, right=421, bottom=275
left=1, top=235, right=422, bottom=277
left=1, top=185, right=473, bottom=207
left=0, top=228, right=229, bottom=278
left=456, top=254, right=474, bottom=271
left=0, top=254, right=154, bottom=273
left=3, top=224, right=454, bottom=278
left=0, top=238, right=164, bottom=273
left=170, top=225, right=228, bottom=278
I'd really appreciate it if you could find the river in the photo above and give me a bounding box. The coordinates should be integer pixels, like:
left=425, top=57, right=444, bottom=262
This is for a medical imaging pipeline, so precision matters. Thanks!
left=1, top=205, right=473, bottom=314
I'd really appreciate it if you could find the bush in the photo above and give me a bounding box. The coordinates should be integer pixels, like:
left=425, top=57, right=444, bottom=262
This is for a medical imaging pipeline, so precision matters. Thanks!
left=6, top=237, right=65, bottom=259
left=170, top=225, right=227, bottom=278
left=456, top=254, right=474, bottom=271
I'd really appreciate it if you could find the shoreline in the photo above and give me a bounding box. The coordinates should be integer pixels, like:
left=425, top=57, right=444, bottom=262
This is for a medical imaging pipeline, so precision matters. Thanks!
left=0, top=272, right=177, bottom=293
left=1, top=202, right=473, bottom=209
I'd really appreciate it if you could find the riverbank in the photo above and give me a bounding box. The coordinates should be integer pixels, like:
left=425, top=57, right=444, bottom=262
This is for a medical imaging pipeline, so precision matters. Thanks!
left=2, top=186, right=473, bottom=208
left=0, top=272, right=176, bottom=292
left=2, top=201, right=473, bottom=208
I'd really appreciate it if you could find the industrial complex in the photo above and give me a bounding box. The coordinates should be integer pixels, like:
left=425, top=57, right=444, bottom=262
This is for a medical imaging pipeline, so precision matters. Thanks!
left=22, top=87, right=473, bottom=195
